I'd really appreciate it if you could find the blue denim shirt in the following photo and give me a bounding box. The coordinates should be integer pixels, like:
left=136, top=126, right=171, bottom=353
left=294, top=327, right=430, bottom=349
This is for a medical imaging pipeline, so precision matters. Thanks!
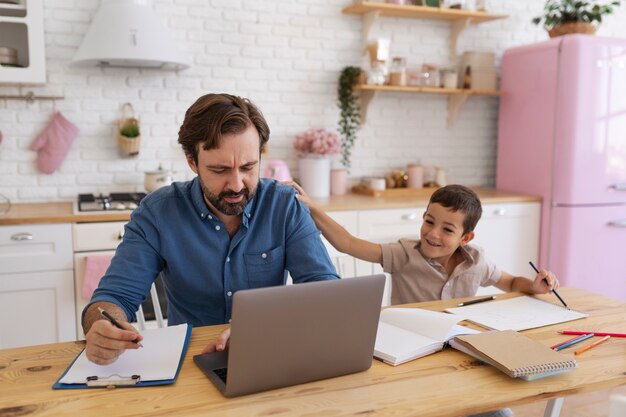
left=88, top=177, right=339, bottom=326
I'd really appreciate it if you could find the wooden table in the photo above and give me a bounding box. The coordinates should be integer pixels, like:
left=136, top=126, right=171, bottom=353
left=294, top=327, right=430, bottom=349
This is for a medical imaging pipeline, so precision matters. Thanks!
left=1, top=288, right=624, bottom=417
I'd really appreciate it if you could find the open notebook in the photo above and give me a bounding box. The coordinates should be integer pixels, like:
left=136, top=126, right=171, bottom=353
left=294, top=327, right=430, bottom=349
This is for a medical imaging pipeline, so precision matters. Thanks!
left=450, top=330, right=578, bottom=381
left=374, top=307, right=480, bottom=366
left=445, top=296, right=588, bottom=331
left=54, top=323, right=191, bottom=388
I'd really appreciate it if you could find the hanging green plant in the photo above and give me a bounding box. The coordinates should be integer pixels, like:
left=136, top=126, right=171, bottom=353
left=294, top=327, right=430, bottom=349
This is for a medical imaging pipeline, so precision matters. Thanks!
left=337, top=66, right=362, bottom=170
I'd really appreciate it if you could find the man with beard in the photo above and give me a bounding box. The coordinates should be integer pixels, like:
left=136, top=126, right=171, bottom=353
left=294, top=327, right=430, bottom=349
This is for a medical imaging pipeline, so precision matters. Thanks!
left=82, top=94, right=339, bottom=365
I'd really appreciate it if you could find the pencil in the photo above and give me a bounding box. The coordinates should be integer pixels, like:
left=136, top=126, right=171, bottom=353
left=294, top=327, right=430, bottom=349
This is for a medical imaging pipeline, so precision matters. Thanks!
left=98, top=307, right=143, bottom=347
left=550, top=333, right=594, bottom=350
left=559, top=330, right=626, bottom=338
left=574, top=335, right=611, bottom=355
left=528, top=261, right=569, bottom=309
left=553, top=333, right=594, bottom=351
left=458, top=295, right=496, bottom=306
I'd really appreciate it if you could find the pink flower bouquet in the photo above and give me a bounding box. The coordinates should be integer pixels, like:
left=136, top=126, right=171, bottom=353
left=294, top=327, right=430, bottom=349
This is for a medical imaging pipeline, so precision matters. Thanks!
left=293, top=128, right=341, bottom=157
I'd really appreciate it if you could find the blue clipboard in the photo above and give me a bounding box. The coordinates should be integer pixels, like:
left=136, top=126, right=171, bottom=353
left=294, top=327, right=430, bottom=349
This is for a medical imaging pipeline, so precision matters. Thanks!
left=52, top=324, right=192, bottom=389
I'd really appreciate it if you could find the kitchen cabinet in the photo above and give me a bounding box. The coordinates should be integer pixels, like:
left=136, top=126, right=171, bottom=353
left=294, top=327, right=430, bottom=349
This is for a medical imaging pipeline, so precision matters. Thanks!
left=0, top=223, right=75, bottom=348
left=0, top=0, right=46, bottom=84
left=342, top=1, right=507, bottom=126
left=472, top=202, right=540, bottom=277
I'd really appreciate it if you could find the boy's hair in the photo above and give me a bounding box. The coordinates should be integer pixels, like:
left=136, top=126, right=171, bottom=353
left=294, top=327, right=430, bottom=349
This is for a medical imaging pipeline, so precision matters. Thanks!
left=428, top=185, right=482, bottom=234
left=178, top=93, right=270, bottom=165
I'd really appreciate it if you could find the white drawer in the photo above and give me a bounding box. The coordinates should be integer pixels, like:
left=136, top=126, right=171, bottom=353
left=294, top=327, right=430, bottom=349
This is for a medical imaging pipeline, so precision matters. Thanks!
left=480, top=202, right=540, bottom=220
left=0, top=224, right=73, bottom=273
left=73, top=222, right=127, bottom=252
left=358, top=207, right=425, bottom=241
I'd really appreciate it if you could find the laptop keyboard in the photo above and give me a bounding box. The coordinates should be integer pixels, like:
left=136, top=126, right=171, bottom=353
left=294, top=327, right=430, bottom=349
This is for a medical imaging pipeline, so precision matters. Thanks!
left=214, top=367, right=228, bottom=383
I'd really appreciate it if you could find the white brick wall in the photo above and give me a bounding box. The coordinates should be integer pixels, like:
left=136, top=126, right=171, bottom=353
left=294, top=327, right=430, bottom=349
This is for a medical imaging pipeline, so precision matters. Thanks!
left=1, top=0, right=626, bottom=202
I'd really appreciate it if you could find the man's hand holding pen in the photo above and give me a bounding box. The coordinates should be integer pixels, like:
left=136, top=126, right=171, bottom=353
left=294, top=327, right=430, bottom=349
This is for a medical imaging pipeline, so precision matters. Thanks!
left=84, top=303, right=144, bottom=365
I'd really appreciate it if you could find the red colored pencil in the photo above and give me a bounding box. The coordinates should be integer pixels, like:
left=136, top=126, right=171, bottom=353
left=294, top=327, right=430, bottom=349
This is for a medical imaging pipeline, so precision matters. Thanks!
left=559, top=330, right=626, bottom=338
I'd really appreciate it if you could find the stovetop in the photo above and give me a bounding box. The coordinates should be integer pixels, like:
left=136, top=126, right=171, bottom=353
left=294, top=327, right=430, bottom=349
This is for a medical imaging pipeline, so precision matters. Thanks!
left=76, top=192, right=147, bottom=212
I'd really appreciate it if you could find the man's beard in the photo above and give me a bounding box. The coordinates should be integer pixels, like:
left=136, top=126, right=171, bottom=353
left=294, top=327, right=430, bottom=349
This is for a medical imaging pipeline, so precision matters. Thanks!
left=201, top=182, right=256, bottom=216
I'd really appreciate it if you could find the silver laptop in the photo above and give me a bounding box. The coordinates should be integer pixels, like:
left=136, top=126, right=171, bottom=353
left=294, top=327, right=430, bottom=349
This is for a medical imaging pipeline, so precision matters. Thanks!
left=194, top=275, right=385, bottom=397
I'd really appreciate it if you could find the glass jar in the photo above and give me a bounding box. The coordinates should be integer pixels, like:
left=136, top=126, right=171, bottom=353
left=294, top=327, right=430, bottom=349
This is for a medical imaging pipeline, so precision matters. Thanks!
left=368, top=60, right=388, bottom=86
left=420, top=63, right=440, bottom=87
left=389, top=57, right=407, bottom=86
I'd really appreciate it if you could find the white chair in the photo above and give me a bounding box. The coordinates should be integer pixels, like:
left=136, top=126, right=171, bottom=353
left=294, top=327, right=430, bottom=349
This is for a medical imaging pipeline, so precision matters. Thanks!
left=136, top=275, right=166, bottom=330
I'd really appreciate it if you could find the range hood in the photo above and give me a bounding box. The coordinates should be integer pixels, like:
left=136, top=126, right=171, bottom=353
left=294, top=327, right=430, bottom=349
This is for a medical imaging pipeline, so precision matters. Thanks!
left=71, top=0, right=189, bottom=70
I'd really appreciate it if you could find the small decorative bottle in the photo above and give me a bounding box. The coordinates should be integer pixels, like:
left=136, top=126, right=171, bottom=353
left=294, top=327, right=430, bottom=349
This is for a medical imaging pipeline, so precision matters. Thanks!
left=462, top=66, right=472, bottom=89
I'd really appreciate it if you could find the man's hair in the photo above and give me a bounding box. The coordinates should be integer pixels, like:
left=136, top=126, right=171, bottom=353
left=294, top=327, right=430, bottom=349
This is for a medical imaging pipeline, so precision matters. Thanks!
left=428, top=184, right=482, bottom=234
left=178, top=93, right=270, bottom=164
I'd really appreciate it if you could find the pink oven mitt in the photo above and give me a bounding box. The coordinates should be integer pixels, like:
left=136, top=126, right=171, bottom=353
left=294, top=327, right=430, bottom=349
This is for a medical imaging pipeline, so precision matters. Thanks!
left=30, top=112, right=79, bottom=174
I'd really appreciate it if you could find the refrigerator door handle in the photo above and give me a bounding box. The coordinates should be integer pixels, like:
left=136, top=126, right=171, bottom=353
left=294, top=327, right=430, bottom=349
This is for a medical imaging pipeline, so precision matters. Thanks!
left=609, top=183, right=626, bottom=191
left=607, top=219, right=626, bottom=228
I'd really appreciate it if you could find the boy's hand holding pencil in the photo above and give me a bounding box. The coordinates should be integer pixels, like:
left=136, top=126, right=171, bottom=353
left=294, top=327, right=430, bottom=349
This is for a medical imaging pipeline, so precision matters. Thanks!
left=529, top=266, right=559, bottom=294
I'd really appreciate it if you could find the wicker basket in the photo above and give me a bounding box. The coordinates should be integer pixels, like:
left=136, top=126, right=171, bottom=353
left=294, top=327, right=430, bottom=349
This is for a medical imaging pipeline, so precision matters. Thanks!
left=116, top=102, right=141, bottom=158
left=548, top=22, right=597, bottom=38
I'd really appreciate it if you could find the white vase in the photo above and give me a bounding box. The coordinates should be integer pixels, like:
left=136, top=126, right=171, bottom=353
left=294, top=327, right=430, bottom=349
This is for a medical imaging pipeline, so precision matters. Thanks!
left=298, top=156, right=330, bottom=197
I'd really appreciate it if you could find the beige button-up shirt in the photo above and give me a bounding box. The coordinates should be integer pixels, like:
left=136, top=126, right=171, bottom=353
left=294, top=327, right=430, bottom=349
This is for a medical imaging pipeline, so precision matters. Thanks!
left=381, top=238, right=501, bottom=305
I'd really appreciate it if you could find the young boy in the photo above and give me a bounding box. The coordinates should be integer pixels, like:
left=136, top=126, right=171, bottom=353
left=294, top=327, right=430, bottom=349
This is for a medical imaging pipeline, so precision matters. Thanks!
left=289, top=183, right=558, bottom=417
left=288, top=182, right=559, bottom=306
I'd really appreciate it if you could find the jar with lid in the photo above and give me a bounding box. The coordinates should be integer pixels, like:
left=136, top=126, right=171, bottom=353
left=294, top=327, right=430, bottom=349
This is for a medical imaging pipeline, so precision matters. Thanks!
left=389, top=57, right=407, bottom=86
left=440, top=67, right=458, bottom=89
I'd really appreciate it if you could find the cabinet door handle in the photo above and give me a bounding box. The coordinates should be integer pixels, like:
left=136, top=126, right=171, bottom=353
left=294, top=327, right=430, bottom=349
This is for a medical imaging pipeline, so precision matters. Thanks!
left=493, top=208, right=507, bottom=216
left=401, top=213, right=418, bottom=221
left=610, top=183, right=626, bottom=191
left=116, top=231, right=124, bottom=240
left=608, top=219, right=626, bottom=227
left=11, top=233, right=33, bottom=241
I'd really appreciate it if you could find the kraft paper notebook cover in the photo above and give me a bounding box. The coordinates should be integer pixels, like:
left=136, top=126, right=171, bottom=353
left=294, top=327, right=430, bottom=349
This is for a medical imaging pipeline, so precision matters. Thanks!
left=374, top=307, right=480, bottom=366
left=450, top=330, right=578, bottom=380
left=444, top=296, right=588, bottom=331
left=53, top=323, right=192, bottom=389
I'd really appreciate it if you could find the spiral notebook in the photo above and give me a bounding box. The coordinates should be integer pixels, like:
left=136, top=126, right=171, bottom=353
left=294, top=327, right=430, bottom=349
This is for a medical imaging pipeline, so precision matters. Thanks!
left=450, top=330, right=578, bottom=381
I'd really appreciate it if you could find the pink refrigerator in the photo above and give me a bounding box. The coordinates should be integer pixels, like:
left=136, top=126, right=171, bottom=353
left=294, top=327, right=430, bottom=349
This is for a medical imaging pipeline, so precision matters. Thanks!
left=496, top=35, right=626, bottom=301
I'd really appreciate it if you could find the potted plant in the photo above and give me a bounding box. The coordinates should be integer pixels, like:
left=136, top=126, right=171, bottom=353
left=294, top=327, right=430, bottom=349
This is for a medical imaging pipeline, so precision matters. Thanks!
left=117, top=102, right=142, bottom=158
left=337, top=66, right=362, bottom=171
left=532, top=0, right=621, bottom=38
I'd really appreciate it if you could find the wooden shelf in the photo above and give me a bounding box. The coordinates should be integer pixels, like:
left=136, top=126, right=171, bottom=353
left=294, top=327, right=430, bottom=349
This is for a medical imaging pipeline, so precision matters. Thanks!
left=355, top=84, right=504, bottom=127
left=356, top=84, right=503, bottom=96
left=342, top=1, right=508, bottom=60
left=342, top=1, right=507, bottom=23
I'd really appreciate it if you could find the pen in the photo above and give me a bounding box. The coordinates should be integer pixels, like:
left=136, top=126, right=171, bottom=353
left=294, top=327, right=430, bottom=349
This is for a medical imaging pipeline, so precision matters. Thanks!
left=529, top=261, right=569, bottom=310
left=98, top=307, right=143, bottom=347
left=551, top=333, right=594, bottom=350
left=458, top=295, right=496, bottom=307
left=575, top=335, right=611, bottom=355
left=559, top=330, right=626, bottom=338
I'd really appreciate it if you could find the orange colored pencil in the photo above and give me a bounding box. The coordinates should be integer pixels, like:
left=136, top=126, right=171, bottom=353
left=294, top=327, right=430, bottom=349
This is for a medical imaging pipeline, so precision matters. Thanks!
left=574, top=335, right=611, bottom=355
